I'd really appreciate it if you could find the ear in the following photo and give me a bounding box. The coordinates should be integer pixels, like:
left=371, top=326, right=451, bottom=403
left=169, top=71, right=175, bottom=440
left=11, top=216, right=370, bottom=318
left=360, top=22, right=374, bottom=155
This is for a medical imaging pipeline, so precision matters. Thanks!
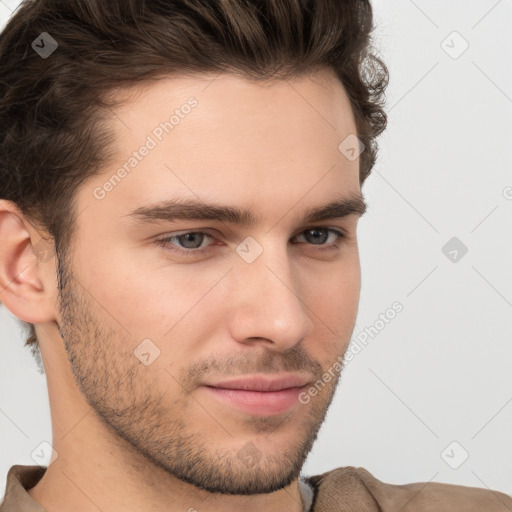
left=0, top=199, right=59, bottom=325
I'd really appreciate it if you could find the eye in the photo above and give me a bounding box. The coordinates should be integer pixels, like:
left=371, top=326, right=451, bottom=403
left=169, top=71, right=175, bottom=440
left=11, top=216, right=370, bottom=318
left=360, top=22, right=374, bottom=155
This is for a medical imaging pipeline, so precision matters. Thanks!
left=156, top=231, right=215, bottom=257
left=293, top=227, right=347, bottom=252
left=156, top=227, right=347, bottom=257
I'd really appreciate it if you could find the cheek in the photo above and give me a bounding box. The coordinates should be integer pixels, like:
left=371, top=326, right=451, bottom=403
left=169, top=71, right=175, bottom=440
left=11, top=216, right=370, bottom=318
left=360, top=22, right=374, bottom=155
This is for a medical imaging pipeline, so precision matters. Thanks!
left=308, top=256, right=361, bottom=315
left=304, top=261, right=361, bottom=355
left=334, top=270, right=361, bottom=322
left=73, top=235, right=211, bottom=337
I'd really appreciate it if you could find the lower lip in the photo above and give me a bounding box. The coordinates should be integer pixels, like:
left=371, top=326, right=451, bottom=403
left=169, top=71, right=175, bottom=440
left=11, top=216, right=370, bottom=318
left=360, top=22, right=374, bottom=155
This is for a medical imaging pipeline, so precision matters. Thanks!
left=202, top=385, right=306, bottom=416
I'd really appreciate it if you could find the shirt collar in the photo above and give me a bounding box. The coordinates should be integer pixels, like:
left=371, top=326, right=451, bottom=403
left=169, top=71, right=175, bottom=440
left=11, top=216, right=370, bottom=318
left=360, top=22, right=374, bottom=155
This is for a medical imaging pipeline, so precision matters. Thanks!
left=299, top=477, right=315, bottom=511
left=0, top=465, right=47, bottom=512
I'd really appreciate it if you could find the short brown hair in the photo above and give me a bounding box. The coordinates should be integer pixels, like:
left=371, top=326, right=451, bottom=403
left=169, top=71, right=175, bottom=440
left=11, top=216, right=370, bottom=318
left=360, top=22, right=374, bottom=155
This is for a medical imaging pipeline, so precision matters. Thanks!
left=0, top=0, right=388, bottom=365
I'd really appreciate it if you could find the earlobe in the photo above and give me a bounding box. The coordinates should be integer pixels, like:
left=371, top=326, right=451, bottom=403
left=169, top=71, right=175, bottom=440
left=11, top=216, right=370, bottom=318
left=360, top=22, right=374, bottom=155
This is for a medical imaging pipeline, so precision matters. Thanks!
left=0, top=199, right=58, bottom=325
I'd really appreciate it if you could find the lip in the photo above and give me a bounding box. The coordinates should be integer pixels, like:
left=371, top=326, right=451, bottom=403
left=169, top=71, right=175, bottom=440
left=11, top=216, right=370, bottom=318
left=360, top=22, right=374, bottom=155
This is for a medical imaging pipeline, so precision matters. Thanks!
left=201, top=373, right=312, bottom=416
left=205, top=373, right=312, bottom=392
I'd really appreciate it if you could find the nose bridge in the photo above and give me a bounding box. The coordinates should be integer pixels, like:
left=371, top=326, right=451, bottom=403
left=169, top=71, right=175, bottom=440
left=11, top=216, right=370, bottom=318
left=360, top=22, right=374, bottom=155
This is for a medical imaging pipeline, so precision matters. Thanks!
left=228, top=240, right=314, bottom=349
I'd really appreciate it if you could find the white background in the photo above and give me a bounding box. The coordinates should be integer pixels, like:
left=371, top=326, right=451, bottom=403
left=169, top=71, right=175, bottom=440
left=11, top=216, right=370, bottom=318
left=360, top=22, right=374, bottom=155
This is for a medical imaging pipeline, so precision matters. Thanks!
left=1, top=0, right=511, bottom=501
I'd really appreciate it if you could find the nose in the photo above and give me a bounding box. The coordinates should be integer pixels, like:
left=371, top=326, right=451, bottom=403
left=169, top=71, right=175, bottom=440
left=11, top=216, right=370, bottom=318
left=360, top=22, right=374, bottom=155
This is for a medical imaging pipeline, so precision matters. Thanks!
left=227, top=242, right=315, bottom=352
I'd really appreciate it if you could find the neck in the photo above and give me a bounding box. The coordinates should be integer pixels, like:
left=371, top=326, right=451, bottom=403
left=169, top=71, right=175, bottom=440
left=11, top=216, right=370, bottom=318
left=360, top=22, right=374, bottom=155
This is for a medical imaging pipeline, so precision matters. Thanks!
left=27, top=427, right=306, bottom=512
left=27, top=393, right=306, bottom=512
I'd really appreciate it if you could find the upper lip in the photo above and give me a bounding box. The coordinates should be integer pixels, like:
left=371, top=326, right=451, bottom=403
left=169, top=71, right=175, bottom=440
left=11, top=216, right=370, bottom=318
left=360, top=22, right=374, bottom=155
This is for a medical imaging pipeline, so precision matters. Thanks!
left=204, top=373, right=312, bottom=392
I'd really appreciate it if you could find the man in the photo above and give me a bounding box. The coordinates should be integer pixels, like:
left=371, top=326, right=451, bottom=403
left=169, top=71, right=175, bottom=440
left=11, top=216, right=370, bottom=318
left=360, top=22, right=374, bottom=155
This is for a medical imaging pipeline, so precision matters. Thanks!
left=0, top=0, right=510, bottom=510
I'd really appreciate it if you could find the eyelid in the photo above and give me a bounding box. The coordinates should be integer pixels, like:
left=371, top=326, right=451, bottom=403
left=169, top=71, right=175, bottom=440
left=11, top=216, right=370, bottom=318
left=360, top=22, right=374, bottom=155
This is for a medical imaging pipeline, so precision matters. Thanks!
left=156, top=226, right=349, bottom=257
left=278, top=225, right=348, bottom=239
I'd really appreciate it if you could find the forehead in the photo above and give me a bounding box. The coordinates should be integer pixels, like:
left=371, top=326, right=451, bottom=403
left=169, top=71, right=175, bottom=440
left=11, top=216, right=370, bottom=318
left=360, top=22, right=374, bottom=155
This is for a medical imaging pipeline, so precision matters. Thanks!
left=77, top=69, right=361, bottom=229
left=112, top=67, right=353, bottom=121
left=106, top=67, right=357, bottom=158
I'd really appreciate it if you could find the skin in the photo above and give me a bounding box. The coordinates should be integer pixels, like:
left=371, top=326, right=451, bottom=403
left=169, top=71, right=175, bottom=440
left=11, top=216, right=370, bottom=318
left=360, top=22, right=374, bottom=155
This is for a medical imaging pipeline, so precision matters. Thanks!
left=0, top=68, right=364, bottom=512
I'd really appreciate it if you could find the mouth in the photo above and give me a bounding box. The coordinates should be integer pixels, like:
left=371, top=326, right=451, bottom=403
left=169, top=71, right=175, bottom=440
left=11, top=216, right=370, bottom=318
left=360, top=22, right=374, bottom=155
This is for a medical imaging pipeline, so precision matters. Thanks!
left=201, top=373, right=312, bottom=416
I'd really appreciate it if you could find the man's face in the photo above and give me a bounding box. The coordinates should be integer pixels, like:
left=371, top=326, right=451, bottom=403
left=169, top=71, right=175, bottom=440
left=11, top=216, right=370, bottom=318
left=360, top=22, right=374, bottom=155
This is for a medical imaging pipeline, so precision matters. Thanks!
left=55, top=69, right=363, bottom=495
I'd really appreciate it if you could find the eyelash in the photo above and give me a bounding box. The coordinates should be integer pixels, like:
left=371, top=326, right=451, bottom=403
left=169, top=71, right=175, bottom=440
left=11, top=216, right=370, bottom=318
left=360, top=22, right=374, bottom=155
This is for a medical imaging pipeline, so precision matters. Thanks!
left=156, top=227, right=347, bottom=257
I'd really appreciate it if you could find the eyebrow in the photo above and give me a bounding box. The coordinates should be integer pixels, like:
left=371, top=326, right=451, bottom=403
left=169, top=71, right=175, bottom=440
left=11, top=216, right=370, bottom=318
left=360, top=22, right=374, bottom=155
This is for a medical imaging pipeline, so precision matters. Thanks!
left=124, top=194, right=367, bottom=227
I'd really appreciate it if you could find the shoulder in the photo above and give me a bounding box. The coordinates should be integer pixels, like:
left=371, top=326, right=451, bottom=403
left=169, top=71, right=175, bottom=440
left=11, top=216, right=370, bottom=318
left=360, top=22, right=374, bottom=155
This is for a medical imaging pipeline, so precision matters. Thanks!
left=305, top=466, right=512, bottom=512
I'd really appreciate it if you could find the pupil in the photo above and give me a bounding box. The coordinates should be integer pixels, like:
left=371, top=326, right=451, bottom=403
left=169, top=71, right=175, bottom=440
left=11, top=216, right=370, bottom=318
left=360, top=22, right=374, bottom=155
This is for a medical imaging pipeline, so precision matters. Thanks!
left=309, top=229, right=327, bottom=244
left=181, top=233, right=202, bottom=248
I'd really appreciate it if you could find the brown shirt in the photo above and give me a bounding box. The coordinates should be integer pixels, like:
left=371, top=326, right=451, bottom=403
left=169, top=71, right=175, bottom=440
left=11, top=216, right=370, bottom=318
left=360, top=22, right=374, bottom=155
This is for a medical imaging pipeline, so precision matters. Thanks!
left=1, top=464, right=511, bottom=511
